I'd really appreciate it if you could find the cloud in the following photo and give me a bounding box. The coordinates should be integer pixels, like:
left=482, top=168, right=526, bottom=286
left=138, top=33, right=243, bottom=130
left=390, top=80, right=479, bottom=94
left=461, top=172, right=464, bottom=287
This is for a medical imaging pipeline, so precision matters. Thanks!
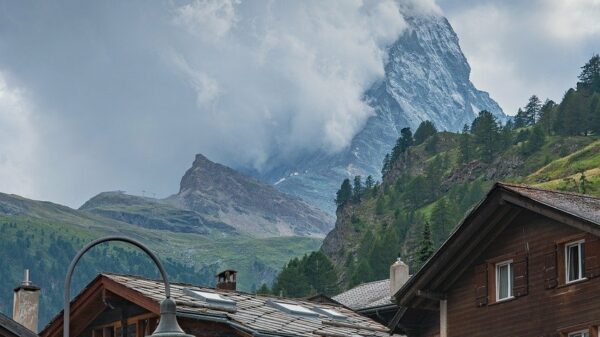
left=0, top=72, right=38, bottom=197
left=169, top=0, right=407, bottom=169
left=0, top=1, right=409, bottom=205
left=440, top=0, right=600, bottom=115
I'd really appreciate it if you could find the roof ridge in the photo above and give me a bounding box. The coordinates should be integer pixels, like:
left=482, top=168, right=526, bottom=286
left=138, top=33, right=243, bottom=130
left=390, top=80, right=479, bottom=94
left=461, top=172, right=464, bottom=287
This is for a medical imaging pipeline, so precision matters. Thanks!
left=498, top=182, right=600, bottom=200
left=102, top=272, right=342, bottom=305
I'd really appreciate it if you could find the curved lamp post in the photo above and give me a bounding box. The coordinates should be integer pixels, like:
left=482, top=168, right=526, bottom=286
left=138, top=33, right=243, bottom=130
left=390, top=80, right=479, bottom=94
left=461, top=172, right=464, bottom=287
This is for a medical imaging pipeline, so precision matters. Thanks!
left=63, top=236, right=193, bottom=337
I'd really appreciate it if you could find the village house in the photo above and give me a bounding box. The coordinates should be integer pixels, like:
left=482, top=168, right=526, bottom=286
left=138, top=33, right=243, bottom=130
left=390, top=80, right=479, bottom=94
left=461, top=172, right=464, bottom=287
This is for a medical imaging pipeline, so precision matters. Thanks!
left=332, top=258, right=409, bottom=329
left=391, top=183, right=600, bottom=337
left=40, top=270, right=405, bottom=337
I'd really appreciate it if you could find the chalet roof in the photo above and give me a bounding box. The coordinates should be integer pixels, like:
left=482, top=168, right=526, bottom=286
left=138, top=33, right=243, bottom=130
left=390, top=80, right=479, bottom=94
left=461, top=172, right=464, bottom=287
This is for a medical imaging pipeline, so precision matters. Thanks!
left=332, top=279, right=393, bottom=310
left=102, top=273, right=404, bottom=337
left=500, top=183, right=600, bottom=225
left=393, top=183, right=600, bottom=312
left=0, top=313, right=38, bottom=337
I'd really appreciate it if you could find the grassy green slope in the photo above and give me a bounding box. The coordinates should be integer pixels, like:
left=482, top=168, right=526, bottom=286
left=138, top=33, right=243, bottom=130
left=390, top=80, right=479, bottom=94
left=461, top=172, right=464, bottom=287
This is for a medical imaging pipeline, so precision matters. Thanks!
left=322, top=133, right=600, bottom=288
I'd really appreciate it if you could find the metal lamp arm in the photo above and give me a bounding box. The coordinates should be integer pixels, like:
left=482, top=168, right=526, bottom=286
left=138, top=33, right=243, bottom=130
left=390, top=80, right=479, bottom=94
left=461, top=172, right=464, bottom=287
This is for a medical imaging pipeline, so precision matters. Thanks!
left=63, top=236, right=171, bottom=337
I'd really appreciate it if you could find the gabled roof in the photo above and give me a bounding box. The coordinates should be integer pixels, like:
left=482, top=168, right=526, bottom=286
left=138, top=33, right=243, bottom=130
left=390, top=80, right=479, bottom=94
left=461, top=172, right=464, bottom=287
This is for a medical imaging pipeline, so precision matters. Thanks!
left=500, top=183, right=600, bottom=225
left=393, top=182, right=600, bottom=312
left=42, top=273, right=405, bottom=337
left=0, top=313, right=38, bottom=337
left=332, top=279, right=392, bottom=310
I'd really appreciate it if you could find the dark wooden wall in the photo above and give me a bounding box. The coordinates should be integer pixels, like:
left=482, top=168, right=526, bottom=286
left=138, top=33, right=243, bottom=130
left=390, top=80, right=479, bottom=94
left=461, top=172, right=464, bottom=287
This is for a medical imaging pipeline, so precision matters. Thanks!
left=446, top=210, right=600, bottom=337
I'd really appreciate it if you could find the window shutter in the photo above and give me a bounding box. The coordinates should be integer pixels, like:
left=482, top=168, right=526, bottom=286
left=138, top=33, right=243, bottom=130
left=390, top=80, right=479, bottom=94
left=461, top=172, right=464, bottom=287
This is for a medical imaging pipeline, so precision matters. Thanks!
left=513, top=252, right=528, bottom=297
left=474, top=263, right=488, bottom=307
left=585, top=233, right=600, bottom=278
left=544, top=245, right=558, bottom=289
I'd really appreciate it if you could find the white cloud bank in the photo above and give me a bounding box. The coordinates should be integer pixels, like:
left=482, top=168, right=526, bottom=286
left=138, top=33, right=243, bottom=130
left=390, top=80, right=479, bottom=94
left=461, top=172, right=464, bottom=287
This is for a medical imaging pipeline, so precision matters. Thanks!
left=169, top=0, right=408, bottom=169
left=0, top=72, right=38, bottom=197
left=442, top=0, right=600, bottom=115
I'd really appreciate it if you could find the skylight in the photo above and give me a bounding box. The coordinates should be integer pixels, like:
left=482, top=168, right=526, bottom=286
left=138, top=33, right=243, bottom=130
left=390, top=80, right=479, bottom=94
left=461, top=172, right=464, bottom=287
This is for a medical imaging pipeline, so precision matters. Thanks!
left=312, top=307, right=347, bottom=320
left=183, top=288, right=236, bottom=307
left=268, top=301, right=319, bottom=317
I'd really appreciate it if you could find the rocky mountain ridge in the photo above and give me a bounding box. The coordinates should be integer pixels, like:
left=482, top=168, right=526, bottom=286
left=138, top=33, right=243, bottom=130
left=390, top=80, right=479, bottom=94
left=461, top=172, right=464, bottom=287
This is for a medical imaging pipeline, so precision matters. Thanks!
left=257, top=13, right=505, bottom=213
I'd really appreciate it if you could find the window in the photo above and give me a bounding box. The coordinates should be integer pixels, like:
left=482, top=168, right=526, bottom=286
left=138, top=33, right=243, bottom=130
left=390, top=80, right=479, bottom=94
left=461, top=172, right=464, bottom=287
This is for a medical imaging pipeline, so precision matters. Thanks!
left=312, top=307, right=347, bottom=320
left=183, top=288, right=236, bottom=306
left=568, top=330, right=589, bottom=337
left=495, top=260, right=513, bottom=301
left=565, top=240, right=585, bottom=283
left=268, top=301, right=320, bottom=317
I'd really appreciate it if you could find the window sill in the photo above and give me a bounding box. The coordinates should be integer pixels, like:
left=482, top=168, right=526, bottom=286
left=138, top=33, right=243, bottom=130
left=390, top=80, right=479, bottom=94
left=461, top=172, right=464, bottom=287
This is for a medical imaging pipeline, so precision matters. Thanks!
left=559, top=277, right=588, bottom=288
left=489, top=296, right=516, bottom=306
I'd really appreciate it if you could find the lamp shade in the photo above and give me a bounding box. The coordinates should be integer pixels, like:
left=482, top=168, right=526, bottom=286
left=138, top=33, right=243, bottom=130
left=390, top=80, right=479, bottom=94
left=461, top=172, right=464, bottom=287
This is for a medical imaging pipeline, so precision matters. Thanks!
left=149, top=298, right=194, bottom=337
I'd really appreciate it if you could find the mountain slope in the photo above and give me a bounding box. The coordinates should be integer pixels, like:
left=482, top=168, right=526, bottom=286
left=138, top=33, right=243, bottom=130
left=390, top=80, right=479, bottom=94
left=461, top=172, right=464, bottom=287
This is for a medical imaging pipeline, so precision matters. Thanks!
left=0, top=193, right=321, bottom=327
left=166, top=154, right=333, bottom=237
left=259, top=13, right=504, bottom=212
left=82, top=154, right=333, bottom=238
left=80, top=191, right=237, bottom=235
left=321, top=133, right=595, bottom=280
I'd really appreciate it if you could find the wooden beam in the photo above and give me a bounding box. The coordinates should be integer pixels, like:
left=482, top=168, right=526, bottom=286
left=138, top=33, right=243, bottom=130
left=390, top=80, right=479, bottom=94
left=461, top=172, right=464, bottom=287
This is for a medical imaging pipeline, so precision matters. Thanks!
left=416, top=290, right=446, bottom=301
left=403, top=200, right=511, bottom=309
left=440, top=208, right=522, bottom=291
left=388, top=306, right=407, bottom=331
left=101, top=277, right=160, bottom=314
left=502, top=194, right=600, bottom=237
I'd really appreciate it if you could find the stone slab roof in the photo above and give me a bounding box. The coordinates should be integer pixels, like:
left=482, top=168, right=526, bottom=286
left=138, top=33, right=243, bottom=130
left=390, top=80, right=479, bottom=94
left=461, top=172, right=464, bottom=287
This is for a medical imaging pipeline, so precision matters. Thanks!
left=332, top=279, right=393, bottom=310
left=0, top=313, right=38, bottom=337
left=500, top=183, right=600, bottom=225
left=103, top=273, right=404, bottom=337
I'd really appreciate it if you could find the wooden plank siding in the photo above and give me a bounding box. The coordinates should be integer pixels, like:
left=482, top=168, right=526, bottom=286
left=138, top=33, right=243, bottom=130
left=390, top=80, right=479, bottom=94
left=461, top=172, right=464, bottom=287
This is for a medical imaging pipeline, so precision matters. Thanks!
left=446, top=210, right=600, bottom=337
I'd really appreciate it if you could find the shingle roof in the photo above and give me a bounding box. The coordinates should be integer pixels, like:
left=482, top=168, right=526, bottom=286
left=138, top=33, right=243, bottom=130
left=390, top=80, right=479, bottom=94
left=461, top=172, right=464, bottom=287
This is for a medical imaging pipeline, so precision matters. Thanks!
left=103, top=273, right=405, bottom=337
left=500, top=183, right=600, bottom=225
left=332, top=279, right=392, bottom=310
left=0, top=313, right=38, bottom=337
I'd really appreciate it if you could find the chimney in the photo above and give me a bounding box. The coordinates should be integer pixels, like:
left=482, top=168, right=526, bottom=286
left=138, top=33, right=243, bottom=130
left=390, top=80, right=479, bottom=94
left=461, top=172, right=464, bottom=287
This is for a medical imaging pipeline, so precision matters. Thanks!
left=216, top=270, right=237, bottom=291
left=389, top=258, right=409, bottom=297
left=13, top=269, right=40, bottom=333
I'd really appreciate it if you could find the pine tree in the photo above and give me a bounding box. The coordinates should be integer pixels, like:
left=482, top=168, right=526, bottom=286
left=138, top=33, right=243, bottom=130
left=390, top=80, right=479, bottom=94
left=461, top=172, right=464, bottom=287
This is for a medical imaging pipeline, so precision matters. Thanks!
left=578, top=54, right=600, bottom=92
left=381, top=154, right=391, bottom=178
left=430, top=198, right=451, bottom=244
left=471, top=110, right=500, bottom=163
left=522, top=126, right=545, bottom=155
left=524, top=95, right=542, bottom=125
left=514, top=108, right=528, bottom=128
left=257, top=283, right=271, bottom=295
left=301, top=252, right=339, bottom=295
left=417, top=222, right=435, bottom=267
left=335, top=179, right=353, bottom=207
left=365, top=175, right=374, bottom=190
left=459, top=124, right=471, bottom=163
left=538, top=99, right=557, bottom=133
left=414, top=120, right=437, bottom=145
left=391, top=128, right=413, bottom=162
left=352, top=176, right=363, bottom=202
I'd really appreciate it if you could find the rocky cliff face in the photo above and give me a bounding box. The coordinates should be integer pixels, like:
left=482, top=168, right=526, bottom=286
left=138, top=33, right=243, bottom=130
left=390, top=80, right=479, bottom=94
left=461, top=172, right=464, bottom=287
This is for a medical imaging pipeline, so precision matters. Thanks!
left=168, top=154, right=334, bottom=237
left=259, top=13, right=505, bottom=213
left=83, top=154, right=334, bottom=238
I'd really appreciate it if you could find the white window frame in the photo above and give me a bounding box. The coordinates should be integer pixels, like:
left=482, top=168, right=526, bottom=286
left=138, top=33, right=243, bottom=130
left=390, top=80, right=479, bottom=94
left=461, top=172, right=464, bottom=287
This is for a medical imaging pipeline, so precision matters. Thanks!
left=495, top=260, right=513, bottom=302
left=567, top=329, right=589, bottom=337
left=565, top=240, right=586, bottom=284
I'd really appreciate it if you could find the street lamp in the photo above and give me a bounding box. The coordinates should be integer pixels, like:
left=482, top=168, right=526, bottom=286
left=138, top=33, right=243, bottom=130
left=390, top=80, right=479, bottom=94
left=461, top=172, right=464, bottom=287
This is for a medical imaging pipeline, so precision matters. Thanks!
left=63, top=236, right=193, bottom=337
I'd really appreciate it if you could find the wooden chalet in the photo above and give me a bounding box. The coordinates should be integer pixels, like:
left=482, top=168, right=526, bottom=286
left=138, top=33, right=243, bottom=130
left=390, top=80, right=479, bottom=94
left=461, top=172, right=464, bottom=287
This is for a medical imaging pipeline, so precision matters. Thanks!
left=392, top=183, right=600, bottom=337
left=40, top=273, right=405, bottom=337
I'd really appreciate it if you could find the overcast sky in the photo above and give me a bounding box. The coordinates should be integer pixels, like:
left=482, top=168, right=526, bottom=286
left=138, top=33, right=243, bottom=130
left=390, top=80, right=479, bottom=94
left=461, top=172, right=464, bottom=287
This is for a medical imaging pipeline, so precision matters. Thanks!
left=0, top=0, right=599, bottom=207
